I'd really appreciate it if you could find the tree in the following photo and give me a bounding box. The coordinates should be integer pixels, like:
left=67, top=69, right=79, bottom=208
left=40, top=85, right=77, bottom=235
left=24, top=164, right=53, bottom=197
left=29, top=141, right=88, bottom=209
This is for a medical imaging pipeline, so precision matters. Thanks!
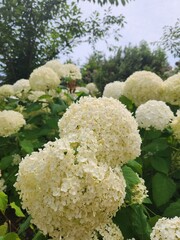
left=155, top=18, right=180, bottom=58
left=82, top=41, right=170, bottom=93
left=0, top=0, right=125, bottom=84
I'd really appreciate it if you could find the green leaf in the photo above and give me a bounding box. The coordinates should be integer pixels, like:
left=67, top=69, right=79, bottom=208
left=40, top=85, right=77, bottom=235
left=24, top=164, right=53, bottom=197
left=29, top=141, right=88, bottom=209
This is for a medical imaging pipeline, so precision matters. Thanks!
left=32, top=231, right=47, bottom=240
left=122, top=165, right=140, bottom=187
left=3, top=233, right=20, bottom=240
left=131, top=205, right=151, bottom=240
left=20, top=139, right=34, bottom=153
left=18, top=216, right=32, bottom=235
left=0, top=156, right=13, bottom=170
left=142, top=138, right=168, bottom=153
left=163, top=200, right=180, bottom=217
left=0, top=192, right=8, bottom=214
left=119, top=95, right=135, bottom=111
left=144, top=129, right=162, bottom=140
left=152, top=173, right=176, bottom=207
left=10, top=202, right=25, bottom=217
left=126, top=160, right=142, bottom=175
left=149, top=215, right=161, bottom=228
left=150, top=157, right=171, bottom=175
left=0, top=223, right=8, bottom=236
left=26, top=103, right=42, bottom=113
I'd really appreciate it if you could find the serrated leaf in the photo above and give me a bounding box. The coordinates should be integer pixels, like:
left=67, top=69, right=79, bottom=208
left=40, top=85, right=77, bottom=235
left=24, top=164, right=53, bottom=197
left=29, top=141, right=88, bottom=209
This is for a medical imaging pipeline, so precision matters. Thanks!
left=142, top=138, right=168, bottom=153
left=0, top=223, right=8, bottom=236
left=26, top=103, right=42, bottom=113
left=144, top=129, right=162, bottom=140
left=10, top=202, right=25, bottom=217
left=122, top=165, right=140, bottom=187
left=131, top=205, right=151, bottom=240
left=150, top=157, right=170, bottom=174
left=32, top=231, right=47, bottom=240
left=163, top=200, right=180, bottom=217
left=3, top=233, right=20, bottom=240
left=0, top=192, right=8, bottom=213
left=0, top=156, right=13, bottom=170
left=126, top=160, right=142, bottom=175
left=152, top=173, right=176, bottom=207
left=18, top=215, right=32, bottom=235
left=20, top=139, right=34, bottom=153
left=149, top=215, right=161, bottom=228
left=119, top=95, right=134, bottom=111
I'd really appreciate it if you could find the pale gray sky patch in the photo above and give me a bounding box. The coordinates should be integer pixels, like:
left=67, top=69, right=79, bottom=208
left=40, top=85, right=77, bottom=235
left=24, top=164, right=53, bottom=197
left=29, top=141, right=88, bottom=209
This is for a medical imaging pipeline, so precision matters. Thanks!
left=61, top=0, right=180, bottom=67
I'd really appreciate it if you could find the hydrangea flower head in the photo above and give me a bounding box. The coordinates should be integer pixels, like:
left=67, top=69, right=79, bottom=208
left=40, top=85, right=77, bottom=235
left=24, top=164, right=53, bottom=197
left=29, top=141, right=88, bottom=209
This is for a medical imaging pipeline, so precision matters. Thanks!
left=64, top=63, right=82, bottom=80
left=59, top=96, right=141, bottom=168
left=29, top=66, right=60, bottom=91
left=15, top=138, right=126, bottom=240
left=135, top=100, right=174, bottom=131
left=123, top=71, right=163, bottom=106
left=44, top=59, right=65, bottom=79
left=150, top=217, right=180, bottom=240
left=0, top=84, right=14, bottom=99
left=13, top=79, right=30, bottom=94
left=86, top=83, right=99, bottom=96
left=0, top=110, right=26, bottom=137
left=170, top=115, right=180, bottom=141
left=103, top=81, right=125, bottom=99
left=162, top=73, right=180, bottom=106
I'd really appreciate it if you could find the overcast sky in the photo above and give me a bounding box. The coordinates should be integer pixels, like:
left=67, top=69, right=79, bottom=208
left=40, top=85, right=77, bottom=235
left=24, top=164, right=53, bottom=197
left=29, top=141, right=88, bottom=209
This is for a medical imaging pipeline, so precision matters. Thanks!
left=61, top=0, right=180, bottom=67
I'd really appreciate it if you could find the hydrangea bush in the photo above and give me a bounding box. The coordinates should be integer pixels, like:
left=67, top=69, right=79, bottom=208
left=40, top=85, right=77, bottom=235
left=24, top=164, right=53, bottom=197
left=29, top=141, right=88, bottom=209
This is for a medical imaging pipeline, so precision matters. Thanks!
left=0, top=64, right=179, bottom=240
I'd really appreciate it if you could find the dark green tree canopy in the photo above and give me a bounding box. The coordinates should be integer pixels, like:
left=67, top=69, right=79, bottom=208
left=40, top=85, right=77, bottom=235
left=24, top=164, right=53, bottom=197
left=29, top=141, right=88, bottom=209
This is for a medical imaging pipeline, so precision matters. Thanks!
left=82, top=41, right=170, bottom=93
left=0, top=0, right=125, bottom=84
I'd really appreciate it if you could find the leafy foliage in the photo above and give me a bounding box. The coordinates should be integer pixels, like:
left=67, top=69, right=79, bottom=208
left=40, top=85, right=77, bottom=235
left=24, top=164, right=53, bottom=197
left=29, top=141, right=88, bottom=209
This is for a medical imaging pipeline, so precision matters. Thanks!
left=0, top=0, right=125, bottom=84
left=82, top=41, right=170, bottom=93
left=155, top=18, right=180, bottom=58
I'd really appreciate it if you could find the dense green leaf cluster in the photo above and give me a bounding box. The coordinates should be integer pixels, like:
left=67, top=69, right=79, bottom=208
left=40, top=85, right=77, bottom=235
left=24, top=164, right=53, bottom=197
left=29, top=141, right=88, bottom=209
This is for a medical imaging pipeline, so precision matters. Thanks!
left=82, top=41, right=170, bottom=93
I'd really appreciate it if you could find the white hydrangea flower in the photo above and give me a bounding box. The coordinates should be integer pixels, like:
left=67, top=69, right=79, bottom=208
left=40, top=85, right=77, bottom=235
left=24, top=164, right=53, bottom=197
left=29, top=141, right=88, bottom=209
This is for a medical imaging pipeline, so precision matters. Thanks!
left=86, top=83, right=99, bottom=96
left=170, top=115, right=180, bottom=141
left=29, top=66, right=60, bottom=91
left=13, top=79, right=31, bottom=97
left=103, top=81, right=125, bottom=99
left=0, top=110, right=26, bottom=137
left=64, top=63, right=82, bottom=80
left=12, top=154, right=22, bottom=166
left=123, top=71, right=163, bottom=106
left=162, top=73, right=180, bottom=106
left=150, top=217, right=180, bottom=240
left=59, top=97, right=141, bottom=168
left=44, top=59, right=63, bottom=78
left=75, top=87, right=89, bottom=95
left=0, top=84, right=14, bottom=99
left=0, top=171, right=6, bottom=192
left=131, top=174, right=148, bottom=205
left=27, top=90, right=46, bottom=102
left=15, top=137, right=126, bottom=240
left=135, top=100, right=174, bottom=131
left=92, top=221, right=124, bottom=240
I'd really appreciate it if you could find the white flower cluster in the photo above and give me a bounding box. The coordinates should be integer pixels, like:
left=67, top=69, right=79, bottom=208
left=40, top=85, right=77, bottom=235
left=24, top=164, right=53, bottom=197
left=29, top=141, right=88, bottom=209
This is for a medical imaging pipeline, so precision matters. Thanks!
left=29, top=66, right=60, bottom=91
left=59, top=97, right=141, bottom=168
left=0, top=110, right=26, bottom=137
left=103, top=81, right=125, bottom=99
left=15, top=138, right=126, bottom=240
left=75, top=86, right=89, bottom=95
left=162, top=73, right=180, bottom=106
left=135, top=100, right=174, bottom=131
left=131, top=175, right=148, bottom=205
left=64, top=63, right=82, bottom=80
left=86, top=83, right=99, bottom=96
left=150, top=217, right=180, bottom=240
left=170, top=114, right=180, bottom=141
left=0, top=84, right=14, bottom=99
left=92, top=221, right=124, bottom=240
left=123, top=71, right=163, bottom=106
left=0, top=171, right=6, bottom=192
left=27, top=90, right=46, bottom=102
left=44, top=59, right=64, bottom=79
left=13, top=79, right=31, bottom=97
